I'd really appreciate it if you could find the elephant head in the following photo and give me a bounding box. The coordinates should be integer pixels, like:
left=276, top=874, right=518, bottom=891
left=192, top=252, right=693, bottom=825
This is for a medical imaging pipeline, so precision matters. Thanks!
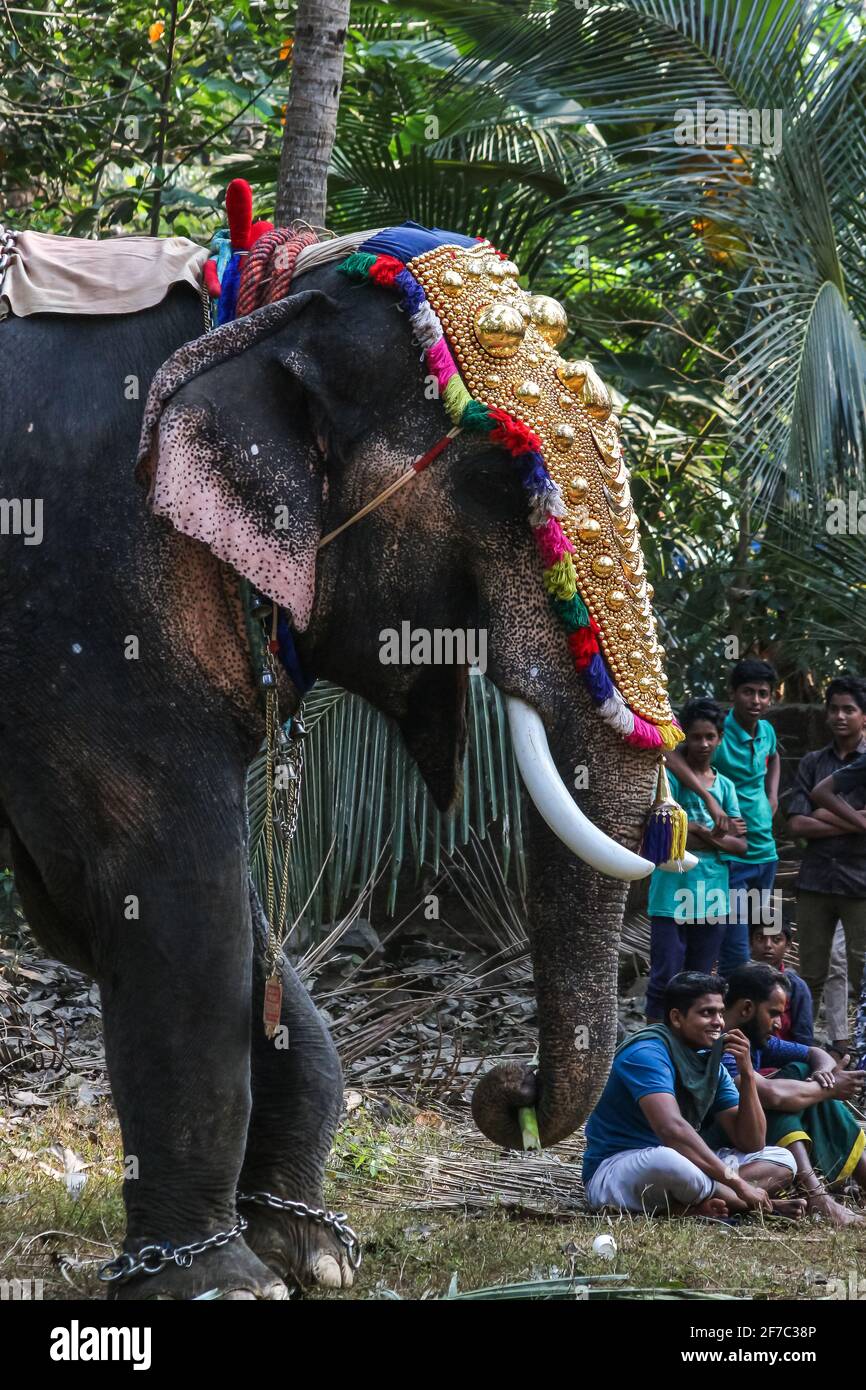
left=136, top=229, right=676, bottom=1150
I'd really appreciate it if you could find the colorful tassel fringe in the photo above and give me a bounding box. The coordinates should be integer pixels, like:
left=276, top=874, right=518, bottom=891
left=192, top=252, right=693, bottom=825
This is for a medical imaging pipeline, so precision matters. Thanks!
left=641, top=763, right=689, bottom=866
left=338, top=243, right=684, bottom=763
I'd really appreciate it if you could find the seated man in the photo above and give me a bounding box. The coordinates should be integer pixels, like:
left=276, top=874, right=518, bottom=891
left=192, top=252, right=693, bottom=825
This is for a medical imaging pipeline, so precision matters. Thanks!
left=583, top=971, right=799, bottom=1217
left=710, top=963, right=866, bottom=1227
left=748, top=921, right=814, bottom=1045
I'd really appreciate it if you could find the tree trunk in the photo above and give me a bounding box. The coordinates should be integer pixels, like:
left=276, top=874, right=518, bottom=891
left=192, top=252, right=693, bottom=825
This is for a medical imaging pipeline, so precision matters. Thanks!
left=274, top=0, right=351, bottom=227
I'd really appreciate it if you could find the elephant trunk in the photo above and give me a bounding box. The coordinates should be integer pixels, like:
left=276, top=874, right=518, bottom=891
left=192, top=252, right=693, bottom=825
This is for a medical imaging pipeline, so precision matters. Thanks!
left=472, top=711, right=654, bottom=1149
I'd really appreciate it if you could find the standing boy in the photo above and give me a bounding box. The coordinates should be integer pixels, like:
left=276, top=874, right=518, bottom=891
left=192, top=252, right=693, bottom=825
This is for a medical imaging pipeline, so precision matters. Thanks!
left=645, top=699, right=746, bottom=1022
left=786, top=676, right=866, bottom=1053
left=667, top=659, right=781, bottom=975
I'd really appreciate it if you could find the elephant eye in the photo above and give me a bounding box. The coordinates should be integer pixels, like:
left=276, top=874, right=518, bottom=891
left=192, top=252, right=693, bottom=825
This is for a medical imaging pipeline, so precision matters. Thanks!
left=453, top=448, right=525, bottom=524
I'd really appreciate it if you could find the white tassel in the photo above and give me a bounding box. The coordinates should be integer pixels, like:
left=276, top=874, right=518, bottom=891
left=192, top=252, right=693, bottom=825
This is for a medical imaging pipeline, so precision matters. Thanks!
left=598, top=690, right=635, bottom=736
left=410, top=302, right=443, bottom=349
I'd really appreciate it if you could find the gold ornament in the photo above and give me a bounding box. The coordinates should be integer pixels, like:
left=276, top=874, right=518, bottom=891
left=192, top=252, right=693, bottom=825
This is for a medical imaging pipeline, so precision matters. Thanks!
left=628, top=649, right=644, bottom=666
left=514, top=379, right=542, bottom=402
left=527, top=295, right=569, bottom=347
left=591, top=555, right=615, bottom=578
left=567, top=475, right=589, bottom=502
left=440, top=269, right=464, bottom=296
left=473, top=302, right=527, bottom=359
left=405, top=239, right=673, bottom=726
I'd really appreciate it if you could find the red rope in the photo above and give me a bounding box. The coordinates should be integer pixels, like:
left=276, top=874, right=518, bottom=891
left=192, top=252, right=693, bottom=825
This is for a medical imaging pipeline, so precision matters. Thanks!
left=236, top=226, right=319, bottom=315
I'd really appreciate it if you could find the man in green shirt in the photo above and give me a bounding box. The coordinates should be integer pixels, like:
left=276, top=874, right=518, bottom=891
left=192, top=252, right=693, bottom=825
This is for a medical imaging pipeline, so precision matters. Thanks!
left=667, top=660, right=781, bottom=977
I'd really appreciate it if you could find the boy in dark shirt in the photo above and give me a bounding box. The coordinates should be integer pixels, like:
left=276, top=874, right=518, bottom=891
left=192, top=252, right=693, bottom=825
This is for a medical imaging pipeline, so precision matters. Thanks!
left=787, top=676, right=866, bottom=1054
left=748, top=922, right=813, bottom=1045
left=811, top=738, right=866, bottom=1068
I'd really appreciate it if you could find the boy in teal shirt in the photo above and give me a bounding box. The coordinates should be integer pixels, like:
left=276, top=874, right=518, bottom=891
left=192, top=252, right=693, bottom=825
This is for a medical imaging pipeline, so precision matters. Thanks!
left=646, top=699, right=747, bottom=1022
left=666, top=659, right=781, bottom=976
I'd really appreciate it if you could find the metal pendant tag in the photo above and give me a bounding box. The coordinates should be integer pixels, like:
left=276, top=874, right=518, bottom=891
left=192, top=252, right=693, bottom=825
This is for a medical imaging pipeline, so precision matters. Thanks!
left=263, top=973, right=283, bottom=1039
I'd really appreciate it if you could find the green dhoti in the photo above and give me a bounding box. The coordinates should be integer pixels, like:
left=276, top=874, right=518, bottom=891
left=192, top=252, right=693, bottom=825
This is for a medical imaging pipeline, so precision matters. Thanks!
left=763, top=1063, right=865, bottom=1187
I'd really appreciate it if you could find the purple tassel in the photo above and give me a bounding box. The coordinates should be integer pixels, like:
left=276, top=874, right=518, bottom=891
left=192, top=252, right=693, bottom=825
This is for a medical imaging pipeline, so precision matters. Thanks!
left=394, top=269, right=427, bottom=314
left=642, top=811, right=673, bottom=865
left=583, top=652, right=615, bottom=703
left=514, top=452, right=552, bottom=493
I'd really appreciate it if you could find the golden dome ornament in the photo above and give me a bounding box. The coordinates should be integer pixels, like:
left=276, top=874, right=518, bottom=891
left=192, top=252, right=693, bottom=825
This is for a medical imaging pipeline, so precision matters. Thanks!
left=473, top=302, right=527, bottom=359
left=440, top=269, right=464, bottom=296
left=567, top=475, right=590, bottom=502
left=591, top=554, right=616, bottom=578
left=554, top=423, right=575, bottom=450
left=514, top=379, right=542, bottom=402
left=557, top=359, right=612, bottom=421
left=577, top=518, right=602, bottom=543
left=527, top=295, right=569, bottom=347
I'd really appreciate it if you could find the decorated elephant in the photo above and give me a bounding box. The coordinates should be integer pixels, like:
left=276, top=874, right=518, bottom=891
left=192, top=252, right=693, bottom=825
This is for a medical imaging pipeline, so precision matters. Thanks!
left=0, top=217, right=684, bottom=1300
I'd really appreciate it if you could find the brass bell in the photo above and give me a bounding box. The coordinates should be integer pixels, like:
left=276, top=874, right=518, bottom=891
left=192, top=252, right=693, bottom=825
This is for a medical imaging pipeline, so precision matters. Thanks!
left=473, top=302, right=527, bottom=359
left=527, top=295, right=569, bottom=348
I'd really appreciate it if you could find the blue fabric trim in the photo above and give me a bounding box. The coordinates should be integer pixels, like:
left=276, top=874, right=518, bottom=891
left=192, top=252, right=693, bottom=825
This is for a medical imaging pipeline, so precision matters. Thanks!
left=359, top=221, right=480, bottom=263
left=277, top=610, right=316, bottom=694
left=217, top=252, right=243, bottom=325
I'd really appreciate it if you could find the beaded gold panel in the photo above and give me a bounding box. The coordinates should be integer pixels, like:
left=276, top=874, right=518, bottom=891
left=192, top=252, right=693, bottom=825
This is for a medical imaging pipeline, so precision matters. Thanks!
left=408, top=240, right=672, bottom=726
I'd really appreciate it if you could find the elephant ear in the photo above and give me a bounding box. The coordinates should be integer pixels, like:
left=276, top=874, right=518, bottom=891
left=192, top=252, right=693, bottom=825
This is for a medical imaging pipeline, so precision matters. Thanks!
left=136, top=291, right=338, bottom=631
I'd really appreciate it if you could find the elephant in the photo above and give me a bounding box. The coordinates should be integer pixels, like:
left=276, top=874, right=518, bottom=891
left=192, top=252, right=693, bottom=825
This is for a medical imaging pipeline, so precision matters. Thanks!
left=0, top=227, right=663, bottom=1300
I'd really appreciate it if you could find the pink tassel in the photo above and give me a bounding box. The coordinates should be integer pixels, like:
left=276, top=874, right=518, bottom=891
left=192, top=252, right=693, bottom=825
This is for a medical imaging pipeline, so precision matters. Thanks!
left=625, top=715, right=663, bottom=750
left=426, top=336, right=459, bottom=387
left=533, top=517, right=574, bottom=568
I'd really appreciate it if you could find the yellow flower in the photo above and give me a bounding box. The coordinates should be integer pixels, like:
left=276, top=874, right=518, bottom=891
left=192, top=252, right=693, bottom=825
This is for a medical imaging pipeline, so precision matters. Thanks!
left=149, top=20, right=165, bottom=42
left=279, top=38, right=294, bottom=61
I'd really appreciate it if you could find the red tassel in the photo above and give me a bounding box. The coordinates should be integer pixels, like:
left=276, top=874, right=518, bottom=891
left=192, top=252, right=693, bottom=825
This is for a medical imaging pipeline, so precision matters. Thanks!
left=568, top=626, right=600, bottom=669
left=226, top=178, right=254, bottom=251
left=369, top=254, right=406, bottom=287
left=488, top=408, right=542, bottom=457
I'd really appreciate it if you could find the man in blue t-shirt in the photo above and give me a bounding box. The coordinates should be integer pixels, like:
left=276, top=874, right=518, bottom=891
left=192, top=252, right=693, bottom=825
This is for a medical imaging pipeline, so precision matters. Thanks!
left=583, top=972, right=798, bottom=1216
left=713, top=964, right=866, bottom=1227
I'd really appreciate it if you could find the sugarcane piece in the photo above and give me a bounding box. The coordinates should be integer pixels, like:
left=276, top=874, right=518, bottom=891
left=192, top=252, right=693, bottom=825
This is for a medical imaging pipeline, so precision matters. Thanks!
left=518, top=1106, right=541, bottom=1151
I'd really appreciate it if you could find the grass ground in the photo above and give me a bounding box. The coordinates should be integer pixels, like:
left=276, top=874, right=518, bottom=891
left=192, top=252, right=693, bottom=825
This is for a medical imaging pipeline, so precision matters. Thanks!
left=2, top=1096, right=865, bottom=1301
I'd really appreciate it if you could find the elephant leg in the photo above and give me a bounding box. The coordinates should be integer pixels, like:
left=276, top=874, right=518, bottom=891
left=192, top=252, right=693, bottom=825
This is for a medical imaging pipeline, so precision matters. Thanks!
left=95, top=838, right=289, bottom=1301
left=239, top=888, right=349, bottom=1290
left=7, top=824, right=96, bottom=978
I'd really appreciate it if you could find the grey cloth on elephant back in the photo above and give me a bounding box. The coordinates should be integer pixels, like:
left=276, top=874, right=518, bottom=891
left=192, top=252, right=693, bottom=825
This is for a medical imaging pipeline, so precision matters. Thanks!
left=0, top=230, right=208, bottom=318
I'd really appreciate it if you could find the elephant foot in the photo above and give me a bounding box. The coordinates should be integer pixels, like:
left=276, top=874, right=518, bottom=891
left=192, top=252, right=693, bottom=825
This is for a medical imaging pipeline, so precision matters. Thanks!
left=241, top=1201, right=357, bottom=1291
left=107, top=1241, right=290, bottom=1301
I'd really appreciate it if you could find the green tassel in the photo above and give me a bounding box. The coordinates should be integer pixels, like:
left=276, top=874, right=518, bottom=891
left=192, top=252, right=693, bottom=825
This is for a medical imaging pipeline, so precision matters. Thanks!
left=338, top=252, right=378, bottom=280
left=550, top=593, right=590, bottom=631
left=461, top=399, right=496, bottom=431
left=543, top=558, right=577, bottom=600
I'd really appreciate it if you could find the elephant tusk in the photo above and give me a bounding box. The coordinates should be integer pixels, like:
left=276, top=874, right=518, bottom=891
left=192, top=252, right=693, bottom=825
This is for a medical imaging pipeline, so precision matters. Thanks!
left=506, top=696, right=656, bottom=882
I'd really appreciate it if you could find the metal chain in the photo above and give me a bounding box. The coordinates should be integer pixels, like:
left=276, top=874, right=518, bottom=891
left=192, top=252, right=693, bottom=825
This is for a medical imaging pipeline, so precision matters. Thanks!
left=237, top=1192, right=362, bottom=1271
left=98, top=1216, right=248, bottom=1284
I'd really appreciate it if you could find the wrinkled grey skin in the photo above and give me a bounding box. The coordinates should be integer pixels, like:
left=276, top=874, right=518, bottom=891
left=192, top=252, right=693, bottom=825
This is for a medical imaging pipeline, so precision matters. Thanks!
left=0, top=264, right=656, bottom=1298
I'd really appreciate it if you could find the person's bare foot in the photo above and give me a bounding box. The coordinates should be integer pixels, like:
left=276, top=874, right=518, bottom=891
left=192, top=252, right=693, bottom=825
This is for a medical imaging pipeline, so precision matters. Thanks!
left=807, top=1192, right=864, bottom=1227
left=769, top=1197, right=807, bottom=1218
left=691, top=1196, right=729, bottom=1219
